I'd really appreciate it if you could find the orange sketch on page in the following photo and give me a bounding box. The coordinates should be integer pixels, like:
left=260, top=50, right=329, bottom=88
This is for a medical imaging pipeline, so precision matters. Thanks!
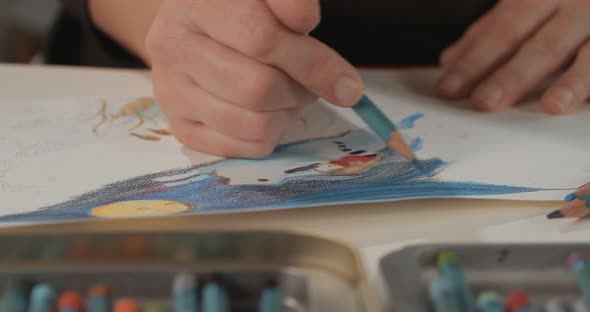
left=91, top=97, right=172, bottom=141
left=547, top=182, right=590, bottom=219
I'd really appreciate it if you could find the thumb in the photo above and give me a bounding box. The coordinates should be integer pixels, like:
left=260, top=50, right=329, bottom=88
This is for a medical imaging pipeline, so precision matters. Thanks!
left=264, top=0, right=363, bottom=107
left=265, top=0, right=321, bottom=34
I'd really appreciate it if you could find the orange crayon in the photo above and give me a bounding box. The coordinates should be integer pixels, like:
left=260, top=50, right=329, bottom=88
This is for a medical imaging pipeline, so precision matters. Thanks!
left=58, top=291, right=84, bottom=312
left=114, top=298, right=140, bottom=312
left=88, top=284, right=110, bottom=298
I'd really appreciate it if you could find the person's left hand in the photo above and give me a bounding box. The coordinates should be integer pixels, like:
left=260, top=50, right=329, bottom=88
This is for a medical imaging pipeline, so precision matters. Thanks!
left=438, top=0, right=590, bottom=115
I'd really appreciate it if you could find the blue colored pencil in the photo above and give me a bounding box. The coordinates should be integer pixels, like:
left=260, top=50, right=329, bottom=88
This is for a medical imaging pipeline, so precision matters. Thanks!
left=352, top=95, right=423, bottom=170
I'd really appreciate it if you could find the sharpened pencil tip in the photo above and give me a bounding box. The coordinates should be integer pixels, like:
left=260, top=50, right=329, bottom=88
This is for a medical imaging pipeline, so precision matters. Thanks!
left=547, top=210, right=565, bottom=219
left=565, top=193, right=577, bottom=202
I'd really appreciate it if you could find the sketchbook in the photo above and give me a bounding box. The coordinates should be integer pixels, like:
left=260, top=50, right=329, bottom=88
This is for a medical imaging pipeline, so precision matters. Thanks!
left=1, top=70, right=589, bottom=224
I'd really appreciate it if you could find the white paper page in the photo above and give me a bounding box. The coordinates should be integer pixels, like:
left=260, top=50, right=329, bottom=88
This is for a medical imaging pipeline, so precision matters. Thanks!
left=357, top=70, right=590, bottom=199
left=0, top=69, right=588, bottom=224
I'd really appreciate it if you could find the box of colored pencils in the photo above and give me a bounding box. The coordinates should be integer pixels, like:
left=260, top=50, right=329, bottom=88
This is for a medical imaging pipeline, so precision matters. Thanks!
left=0, top=230, right=376, bottom=312
left=380, top=244, right=590, bottom=312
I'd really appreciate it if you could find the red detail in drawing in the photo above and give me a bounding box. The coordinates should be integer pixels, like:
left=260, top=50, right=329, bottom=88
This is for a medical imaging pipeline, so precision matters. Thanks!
left=329, top=155, right=377, bottom=167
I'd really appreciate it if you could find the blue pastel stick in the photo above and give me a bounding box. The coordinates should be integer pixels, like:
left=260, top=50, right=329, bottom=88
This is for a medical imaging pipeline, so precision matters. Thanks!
left=258, top=287, right=283, bottom=312
left=2, top=280, right=31, bottom=312
left=569, top=252, right=590, bottom=306
left=477, top=291, right=504, bottom=312
left=29, top=283, right=58, bottom=312
left=173, top=273, right=198, bottom=312
left=87, top=297, right=109, bottom=312
left=438, top=251, right=476, bottom=312
left=2, top=291, right=28, bottom=312
left=220, top=288, right=230, bottom=312
left=428, top=275, right=461, bottom=312
left=202, top=282, right=229, bottom=312
left=352, top=95, right=421, bottom=168
left=87, top=284, right=110, bottom=312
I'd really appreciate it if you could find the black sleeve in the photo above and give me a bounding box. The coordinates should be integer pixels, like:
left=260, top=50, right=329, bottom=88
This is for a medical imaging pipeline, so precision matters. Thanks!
left=44, top=0, right=146, bottom=68
left=312, top=0, right=496, bottom=66
left=46, top=0, right=495, bottom=68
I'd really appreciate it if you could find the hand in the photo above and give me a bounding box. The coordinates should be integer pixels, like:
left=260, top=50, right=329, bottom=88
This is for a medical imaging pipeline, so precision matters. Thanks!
left=145, top=0, right=363, bottom=158
left=438, top=0, right=590, bottom=115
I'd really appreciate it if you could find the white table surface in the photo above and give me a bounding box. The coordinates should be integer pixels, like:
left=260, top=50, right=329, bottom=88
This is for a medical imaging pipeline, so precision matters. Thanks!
left=2, top=63, right=589, bottom=307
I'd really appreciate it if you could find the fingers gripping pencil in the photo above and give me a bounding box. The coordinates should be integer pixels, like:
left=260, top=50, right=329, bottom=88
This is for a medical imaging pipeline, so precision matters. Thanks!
left=548, top=200, right=590, bottom=219
left=566, top=183, right=590, bottom=202
left=548, top=183, right=590, bottom=219
left=352, top=95, right=423, bottom=170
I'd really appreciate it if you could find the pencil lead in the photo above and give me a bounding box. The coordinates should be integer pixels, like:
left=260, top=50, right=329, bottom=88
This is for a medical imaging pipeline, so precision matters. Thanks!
left=547, top=210, right=565, bottom=219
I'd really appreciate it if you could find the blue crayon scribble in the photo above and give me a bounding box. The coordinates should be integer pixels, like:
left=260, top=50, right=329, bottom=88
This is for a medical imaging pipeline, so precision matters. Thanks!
left=399, top=113, right=425, bottom=129
left=410, top=137, right=423, bottom=151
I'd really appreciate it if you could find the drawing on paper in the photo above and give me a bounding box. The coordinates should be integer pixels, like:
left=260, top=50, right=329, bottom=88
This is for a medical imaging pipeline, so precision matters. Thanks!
left=92, top=97, right=171, bottom=141
left=0, top=113, right=542, bottom=223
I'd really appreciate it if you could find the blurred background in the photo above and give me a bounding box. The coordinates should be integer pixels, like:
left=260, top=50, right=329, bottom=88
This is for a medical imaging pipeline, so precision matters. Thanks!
left=0, top=0, right=60, bottom=63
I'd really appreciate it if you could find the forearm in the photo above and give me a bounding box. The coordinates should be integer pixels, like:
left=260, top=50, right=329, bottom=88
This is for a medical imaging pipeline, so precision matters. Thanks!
left=88, top=0, right=162, bottom=63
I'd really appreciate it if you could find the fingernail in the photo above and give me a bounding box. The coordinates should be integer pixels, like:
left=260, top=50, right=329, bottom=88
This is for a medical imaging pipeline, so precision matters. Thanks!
left=334, top=75, right=363, bottom=107
left=474, top=83, right=503, bottom=110
left=439, top=73, right=463, bottom=96
left=547, top=87, right=573, bottom=113
left=565, top=193, right=578, bottom=202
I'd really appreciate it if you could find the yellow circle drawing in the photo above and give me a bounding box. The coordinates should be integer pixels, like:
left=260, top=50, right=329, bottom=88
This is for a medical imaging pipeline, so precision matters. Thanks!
left=91, top=200, right=191, bottom=218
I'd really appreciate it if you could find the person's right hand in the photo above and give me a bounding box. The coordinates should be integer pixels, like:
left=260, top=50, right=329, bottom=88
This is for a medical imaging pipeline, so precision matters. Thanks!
left=146, top=0, right=363, bottom=158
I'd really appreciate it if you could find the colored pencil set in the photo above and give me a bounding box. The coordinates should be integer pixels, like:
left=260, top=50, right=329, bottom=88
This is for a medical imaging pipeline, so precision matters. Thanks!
left=0, top=273, right=283, bottom=312
left=548, top=183, right=590, bottom=220
left=429, top=251, right=590, bottom=312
